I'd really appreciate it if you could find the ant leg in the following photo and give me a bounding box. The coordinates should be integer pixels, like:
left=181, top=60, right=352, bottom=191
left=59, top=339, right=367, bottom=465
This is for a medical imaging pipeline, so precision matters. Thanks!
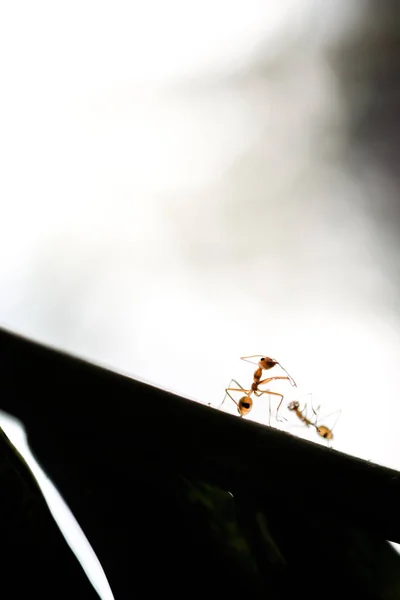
left=240, top=355, right=265, bottom=366
left=326, top=409, right=342, bottom=432
left=331, top=410, right=342, bottom=432
left=274, top=362, right=297, bottom=387
left=256, top=390, right=287, bottom=423
left=230, top=379, right=247, bottom=391
left=256, top=390, right=272, bottom=425
left=254, top=377, right=290, bottom=401
left=318, top=409, right=342, bottom=431
left=309, top=396, right=321, bottom=418
left=215, top=379, right=249, bottom=410
left=273, top=392, right=287, bottom=423
left=258, top=376, right=291, bottom=386
left=255, top=390, right=272, bottom=425
left=220, top=379, right=252, bottom=412
left=222, top=390, right=239, bottom=410
left=215, top=379, right=241, bottom=410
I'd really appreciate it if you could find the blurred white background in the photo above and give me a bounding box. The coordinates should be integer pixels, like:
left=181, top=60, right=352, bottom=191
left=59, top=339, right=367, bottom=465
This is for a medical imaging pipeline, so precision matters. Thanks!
left=1, top=0, right=400, bottom=596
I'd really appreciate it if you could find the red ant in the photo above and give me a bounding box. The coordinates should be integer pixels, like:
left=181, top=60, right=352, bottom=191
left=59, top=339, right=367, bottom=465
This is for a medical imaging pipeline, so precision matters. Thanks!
left=239, top=355, right=297, bottom=420
left=211, top=354, right=297, bottom=424
left=287, top=399, right=341, bottom=444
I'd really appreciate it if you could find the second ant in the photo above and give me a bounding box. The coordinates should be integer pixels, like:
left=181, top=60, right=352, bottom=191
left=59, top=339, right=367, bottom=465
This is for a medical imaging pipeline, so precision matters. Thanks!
left=287, top=398, right=341, bottom=444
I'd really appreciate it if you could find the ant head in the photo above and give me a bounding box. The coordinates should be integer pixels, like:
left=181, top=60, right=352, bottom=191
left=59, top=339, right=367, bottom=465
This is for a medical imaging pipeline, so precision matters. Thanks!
left=259, top=357, right=277, bottom=370
left=287, top=401, right=299, bottom=411
left=316, top=426, right=333, bottom=440
left=238, top=396, right=253, bottom=416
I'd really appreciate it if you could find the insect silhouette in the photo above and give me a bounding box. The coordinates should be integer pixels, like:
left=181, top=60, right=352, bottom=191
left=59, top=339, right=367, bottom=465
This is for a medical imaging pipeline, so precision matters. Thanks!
left=219, top=376, right=292, bottom=424
left=239, top=355, right=297, bottom=420
left=287, top=399, right=341, bottom=444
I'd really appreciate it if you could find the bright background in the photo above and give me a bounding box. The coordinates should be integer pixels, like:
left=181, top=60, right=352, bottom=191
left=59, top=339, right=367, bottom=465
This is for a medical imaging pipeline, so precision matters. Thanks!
left=1, top=1, right=400, bottom=597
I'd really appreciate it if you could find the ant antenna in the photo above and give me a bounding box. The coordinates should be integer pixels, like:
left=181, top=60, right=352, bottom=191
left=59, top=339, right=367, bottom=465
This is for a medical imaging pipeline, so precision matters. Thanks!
left=241, top=355, right=266, bottom=365
left=274, top=361, right=297, bottom=388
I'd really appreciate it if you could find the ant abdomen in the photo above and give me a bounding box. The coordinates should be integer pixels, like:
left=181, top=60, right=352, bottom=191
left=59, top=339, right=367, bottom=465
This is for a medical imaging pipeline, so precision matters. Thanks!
left=317, top=426, right=333, bottom=440
left=238, top=396, right=253, bottom=415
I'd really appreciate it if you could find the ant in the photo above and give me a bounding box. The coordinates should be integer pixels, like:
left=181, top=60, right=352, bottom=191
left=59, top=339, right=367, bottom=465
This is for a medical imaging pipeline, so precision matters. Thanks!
left=287, top=399, right=341, bottom=444
left=219, top=376, right=292, bottom=424
left=239, top=355, right=297, bottom=420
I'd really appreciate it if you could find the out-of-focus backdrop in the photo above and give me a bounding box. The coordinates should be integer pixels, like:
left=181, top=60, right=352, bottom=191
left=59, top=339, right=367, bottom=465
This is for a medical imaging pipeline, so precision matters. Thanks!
left=1, top=1, right=400, bottom=595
